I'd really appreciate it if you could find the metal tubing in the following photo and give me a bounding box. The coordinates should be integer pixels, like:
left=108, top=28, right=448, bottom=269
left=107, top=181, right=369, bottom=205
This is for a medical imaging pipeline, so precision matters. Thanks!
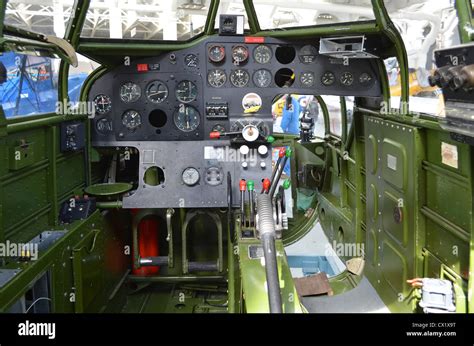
left=269, top=156, right=288, bottom=197
left=139, top=256, right=169, bottom=266
left=96, top=201, right=123, bottom=209
left=269, top=156, right=283, bottom=188
left=262, top=233, right=283, bottom=313
left=257, top=194, right=283, bottom=313
left=188, top=261, right=219, bottom=272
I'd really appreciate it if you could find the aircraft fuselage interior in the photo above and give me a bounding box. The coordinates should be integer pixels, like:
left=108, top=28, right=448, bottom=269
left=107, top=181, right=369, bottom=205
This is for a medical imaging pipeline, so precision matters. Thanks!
left=0, top=0, right=474, bottom=319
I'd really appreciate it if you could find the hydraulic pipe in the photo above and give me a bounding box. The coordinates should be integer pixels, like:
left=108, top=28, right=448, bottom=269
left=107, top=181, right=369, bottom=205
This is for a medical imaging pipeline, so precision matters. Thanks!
left=256, top=194, right=282, bottom=313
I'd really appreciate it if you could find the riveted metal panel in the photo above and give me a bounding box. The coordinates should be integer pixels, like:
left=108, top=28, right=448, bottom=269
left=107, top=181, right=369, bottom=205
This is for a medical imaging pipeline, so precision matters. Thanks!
left=367, top=228, right=378, bottom=266
left=368, top=183, right=378, bottom=222
left=382, top=240, right=409, bottom=296
left=367, top=134, right=378, bottom=174
left=382, top=138, right=407, bottom=191
left=382, top=191, right=408, bottom=247
left=364, top=116, right=421, bottom=313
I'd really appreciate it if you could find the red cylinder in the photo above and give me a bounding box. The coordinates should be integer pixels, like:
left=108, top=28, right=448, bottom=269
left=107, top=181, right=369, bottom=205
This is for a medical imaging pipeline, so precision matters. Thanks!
left=132, top=211, right=160, bottom=276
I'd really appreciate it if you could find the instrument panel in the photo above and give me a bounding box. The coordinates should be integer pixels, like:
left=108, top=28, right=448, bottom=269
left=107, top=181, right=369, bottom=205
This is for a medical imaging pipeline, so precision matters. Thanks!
left=88, top=35, right=381, bottom=208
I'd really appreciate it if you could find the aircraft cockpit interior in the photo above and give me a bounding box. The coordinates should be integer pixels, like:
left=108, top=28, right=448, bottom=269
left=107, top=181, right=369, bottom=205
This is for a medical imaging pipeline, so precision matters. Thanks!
left=0, top=0, right=474, bottom=333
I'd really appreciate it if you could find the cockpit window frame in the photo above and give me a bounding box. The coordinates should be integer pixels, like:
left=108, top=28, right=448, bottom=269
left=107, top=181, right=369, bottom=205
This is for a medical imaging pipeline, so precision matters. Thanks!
left=249, top=0, right=377, bottom=32
left=78, top=0, right=215, bottom=42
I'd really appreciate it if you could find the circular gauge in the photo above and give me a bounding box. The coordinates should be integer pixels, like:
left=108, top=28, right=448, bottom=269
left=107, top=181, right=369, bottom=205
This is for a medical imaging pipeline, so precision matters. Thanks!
left=253, top=69, right=272, bottom=88
left=208, top=69, right=227, bottom=88
left=232, top=45, right=249, bottom=64
left=96, top=118, right=113, bottom=134
left=120, top=82, right=141, bottom=103
left=340, top=72, right=354, bottom=86
left=122, top=110, right=142, bottom=131
left=146, top=81, right=168, bottom=104
left=242, top=124, right=260, bottom=142
left=359, top=72, right=373, bottom=86
left=208, top=45, right=225, bottom=63
left=185, top=54, right=199, bottom=68
left=182, top=167, right=200, bottom=186
left=93, top=94, right=112, bottom=114
left=254, top=45, right=272, bottom=64
left=230, top=69, right=250, bottom=88
left=175, top=80, right=198, bottom=103
left=300, top=71, right=315, bottom=87
left=174, top=105, right=200, bottom=132
left=299, top=45, right=318, bottom=64
left=321, top=71, right=336, bottom=86
left=212, top=124, right=226, bottom=134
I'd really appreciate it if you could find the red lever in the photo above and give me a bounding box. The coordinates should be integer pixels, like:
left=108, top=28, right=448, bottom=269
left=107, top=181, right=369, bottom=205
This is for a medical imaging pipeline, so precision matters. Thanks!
left=279, top=148, right=286, bottom=158
left=262, top=178, right=271, bottom=193
left=239, top=179, right=247, bottom=192
left=210, top=131, right=221, bottom=139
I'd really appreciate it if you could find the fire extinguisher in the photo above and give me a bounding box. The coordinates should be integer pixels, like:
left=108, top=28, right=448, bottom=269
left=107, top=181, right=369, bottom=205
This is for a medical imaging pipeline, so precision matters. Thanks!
left=131, top=210, right=160, bottom=276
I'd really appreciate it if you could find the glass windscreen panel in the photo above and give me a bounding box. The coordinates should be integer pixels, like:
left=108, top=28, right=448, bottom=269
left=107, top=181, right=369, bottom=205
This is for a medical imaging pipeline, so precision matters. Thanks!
left=68, top=54, right=100, bottom=106
left=384, top=0, right=460, bottom=116
left=81, top=0, right=211, bottom=40
left=252, top=0, right=375, bottom=30
left=5, top=0, right=73, bottom=37
left=0, top=52, right=59, bottom=118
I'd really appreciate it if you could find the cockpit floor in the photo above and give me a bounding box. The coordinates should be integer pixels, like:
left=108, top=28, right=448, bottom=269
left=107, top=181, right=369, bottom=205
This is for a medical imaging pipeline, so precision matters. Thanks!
left=285, top=221, right=389, bottom=313
left=302, top=277, right=390, bottom=313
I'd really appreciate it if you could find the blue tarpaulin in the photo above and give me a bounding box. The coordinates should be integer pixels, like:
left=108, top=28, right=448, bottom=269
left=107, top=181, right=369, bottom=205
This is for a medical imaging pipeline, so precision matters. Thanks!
left=0, top=52, right=87, bottom=118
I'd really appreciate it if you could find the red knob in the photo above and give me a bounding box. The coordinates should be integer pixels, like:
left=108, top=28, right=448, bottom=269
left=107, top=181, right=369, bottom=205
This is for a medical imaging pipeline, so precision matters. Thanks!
left=262, top=178, right=271, bottom=192
left=279, top=148, right=286, bottom=158
left=210, top=132, right=221, bottom=139
left=239, top=179, right=247, bottom=191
